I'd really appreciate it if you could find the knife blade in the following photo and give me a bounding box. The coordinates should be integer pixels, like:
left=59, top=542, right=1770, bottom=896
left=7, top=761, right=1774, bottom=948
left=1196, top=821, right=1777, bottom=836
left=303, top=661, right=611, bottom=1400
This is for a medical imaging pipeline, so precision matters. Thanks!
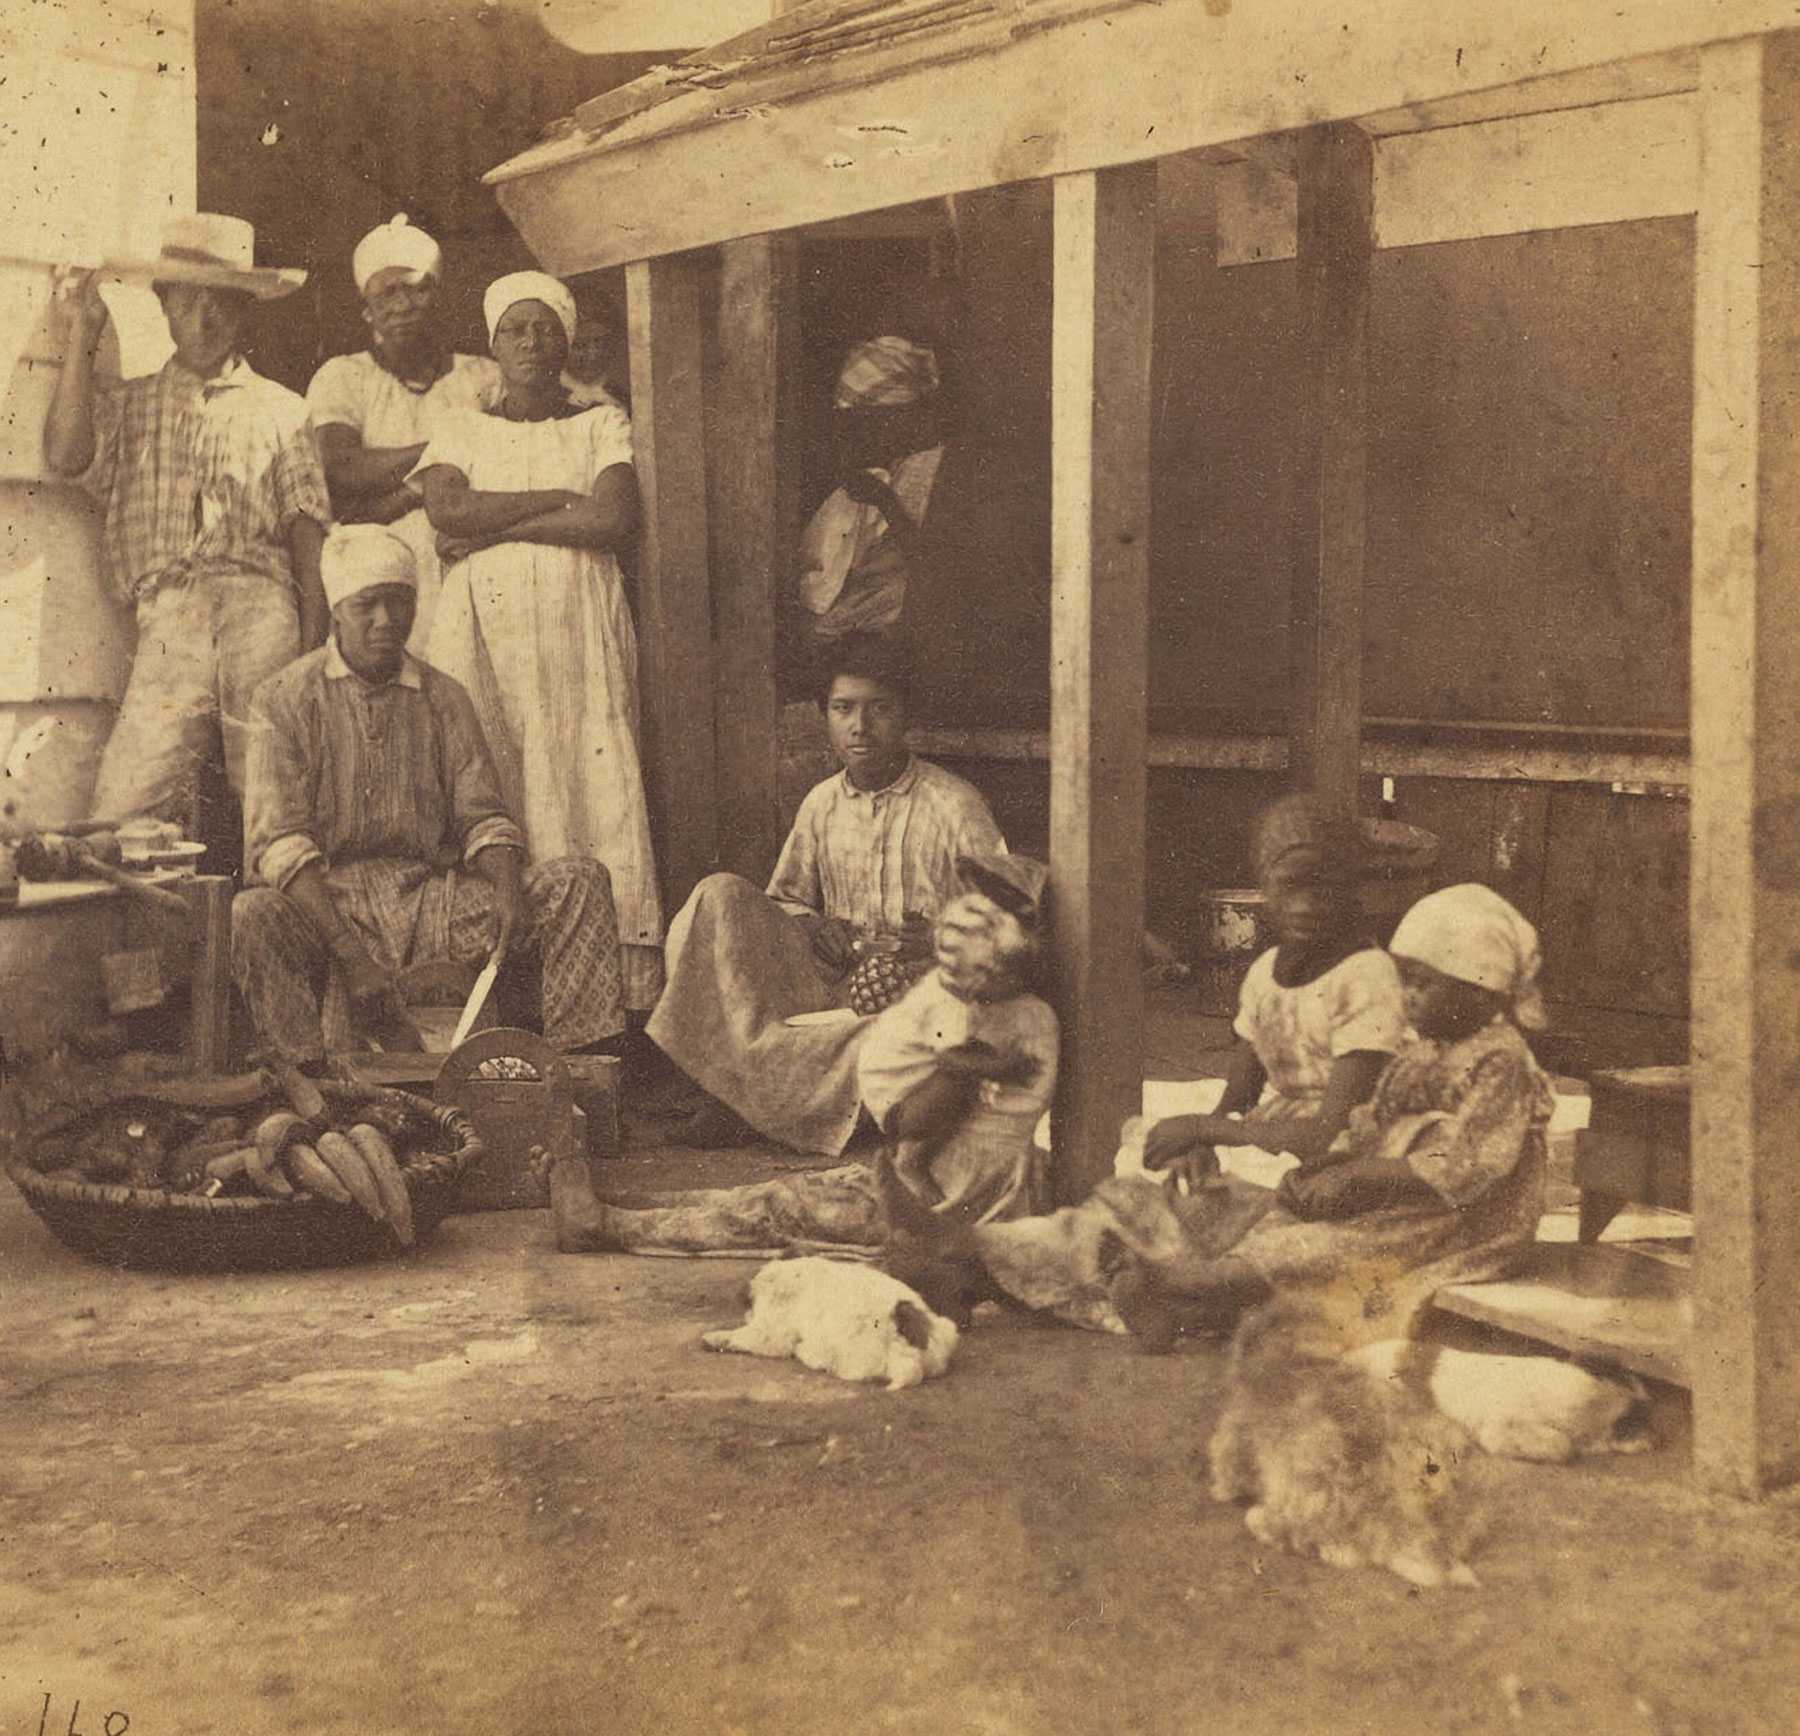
left=450, top=954, right=502, bottom=1050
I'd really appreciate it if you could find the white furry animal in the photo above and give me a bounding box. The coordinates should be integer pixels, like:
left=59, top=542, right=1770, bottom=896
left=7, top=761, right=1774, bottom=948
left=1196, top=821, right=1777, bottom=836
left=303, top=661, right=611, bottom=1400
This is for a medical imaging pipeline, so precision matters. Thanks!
left=1208, top=1299, right=1483, bottom=1589
left=701, top=1255, right=960, bottom=1391
left=1344, top=1340, right=1652, bottom=1464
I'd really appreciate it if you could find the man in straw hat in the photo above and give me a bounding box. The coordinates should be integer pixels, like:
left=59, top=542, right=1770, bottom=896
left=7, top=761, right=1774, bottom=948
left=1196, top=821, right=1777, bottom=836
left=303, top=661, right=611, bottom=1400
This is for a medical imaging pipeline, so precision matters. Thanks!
left=45, top=213, right=331, bottom=837
left=306, top=214, right=500, bottom=653
left=230, top=523, right=627, bottom=1072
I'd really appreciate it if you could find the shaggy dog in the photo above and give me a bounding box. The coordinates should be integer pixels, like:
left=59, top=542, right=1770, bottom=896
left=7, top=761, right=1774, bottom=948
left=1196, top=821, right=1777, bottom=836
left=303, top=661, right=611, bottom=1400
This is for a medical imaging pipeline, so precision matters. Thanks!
left=1345, top=1340, right=1652, bottom=1463
left=1208, top=1296, right=1484, bottom=1589
left=701, top=1255, right=959, bottom=1391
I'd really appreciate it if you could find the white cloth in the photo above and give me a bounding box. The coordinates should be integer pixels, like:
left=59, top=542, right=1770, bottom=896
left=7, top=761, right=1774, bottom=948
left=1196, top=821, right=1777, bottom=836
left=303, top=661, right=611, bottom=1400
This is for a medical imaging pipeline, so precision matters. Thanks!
left=562, top=373, right=622, bottom=410
left=483, top=272, right=576, bottom=347
left=1389, top=882, right=1549, bottom=1029
left=797, top=445, right=944, bottom=616
left=319, top=523, right=415, bottom=609
left=352, top=215, right=441, bottom=292
left=305, top=350, right=501, bottom=652
left=1232, top=945, right=1409, bottom=1109
left=413, top=403, right=662, bottom=1007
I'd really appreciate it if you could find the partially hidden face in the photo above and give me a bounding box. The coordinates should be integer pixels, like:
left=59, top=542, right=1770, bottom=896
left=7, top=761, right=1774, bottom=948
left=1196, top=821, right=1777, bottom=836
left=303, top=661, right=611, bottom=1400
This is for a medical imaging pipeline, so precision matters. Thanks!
left=334, top=583, right=417, bottom=677
left=1392, top=954, right=1504, bottom=1043
left=1261, top=846, right=1360, bottom=949
left=362, top=265, right=441, bottom=352
left=157, top=282, right=251, bottom=375
left=932, top=891, right=1036, bottom=1003
left=491, top=298, right=569, bottom=388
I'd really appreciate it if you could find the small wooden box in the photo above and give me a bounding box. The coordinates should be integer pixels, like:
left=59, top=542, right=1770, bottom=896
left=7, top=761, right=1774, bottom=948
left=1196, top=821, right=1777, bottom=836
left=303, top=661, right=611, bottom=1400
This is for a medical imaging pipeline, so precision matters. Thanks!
left=434, top=1027, right=585, bottom=1213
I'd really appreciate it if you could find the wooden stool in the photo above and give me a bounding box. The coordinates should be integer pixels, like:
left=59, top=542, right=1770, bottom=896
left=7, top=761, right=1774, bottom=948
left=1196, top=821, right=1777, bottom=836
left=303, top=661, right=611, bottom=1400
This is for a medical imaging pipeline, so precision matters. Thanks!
left=1576, top=1065, right=1691, bottom=1243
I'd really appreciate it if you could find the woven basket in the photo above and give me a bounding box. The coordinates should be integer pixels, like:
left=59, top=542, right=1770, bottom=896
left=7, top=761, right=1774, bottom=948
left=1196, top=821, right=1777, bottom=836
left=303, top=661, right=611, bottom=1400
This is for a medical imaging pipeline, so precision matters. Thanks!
left=4, top=1081, right=483, bottom=1273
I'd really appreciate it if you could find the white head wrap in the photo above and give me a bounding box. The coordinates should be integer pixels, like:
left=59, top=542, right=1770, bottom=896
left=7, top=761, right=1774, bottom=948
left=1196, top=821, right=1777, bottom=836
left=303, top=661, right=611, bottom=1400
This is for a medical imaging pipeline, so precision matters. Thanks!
left=483, top=272, right=577, bottom=348
left=1389, top=883, right=1548, bottom=1030
left=834, top=335, right=940, bottom=409
left=321, top=524, right=418, bottom=611
left=352, top=215, right=442, bottom=295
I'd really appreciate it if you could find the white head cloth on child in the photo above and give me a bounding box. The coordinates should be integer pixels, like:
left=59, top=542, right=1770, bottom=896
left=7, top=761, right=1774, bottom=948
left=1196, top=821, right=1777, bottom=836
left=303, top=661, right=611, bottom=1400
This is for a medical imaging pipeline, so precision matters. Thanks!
left=321, top=523, right=417, bottom=610
left=483, top=271, right=577, bottom=347
left=1389, top=883, right=1548, bottom=1029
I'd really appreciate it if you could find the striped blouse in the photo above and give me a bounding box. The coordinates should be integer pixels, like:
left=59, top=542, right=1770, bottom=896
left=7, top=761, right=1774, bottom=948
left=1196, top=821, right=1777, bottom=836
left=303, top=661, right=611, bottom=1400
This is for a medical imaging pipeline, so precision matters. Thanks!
left=766, top=755, right=1006, bottom=934
left=245, top=640, right=522, bottom=893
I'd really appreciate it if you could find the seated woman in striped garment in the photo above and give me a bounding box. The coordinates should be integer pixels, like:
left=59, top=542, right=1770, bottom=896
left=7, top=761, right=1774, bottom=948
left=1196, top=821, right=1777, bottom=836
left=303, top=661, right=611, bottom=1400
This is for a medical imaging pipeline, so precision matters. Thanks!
left=641, top=631, right=1009, bottom=1153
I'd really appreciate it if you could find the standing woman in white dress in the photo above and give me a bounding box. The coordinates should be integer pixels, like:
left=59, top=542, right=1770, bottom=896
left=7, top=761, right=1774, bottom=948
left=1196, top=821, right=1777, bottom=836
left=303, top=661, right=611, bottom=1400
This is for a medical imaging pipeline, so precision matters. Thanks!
left=412, top=271, right=663, bottom=1010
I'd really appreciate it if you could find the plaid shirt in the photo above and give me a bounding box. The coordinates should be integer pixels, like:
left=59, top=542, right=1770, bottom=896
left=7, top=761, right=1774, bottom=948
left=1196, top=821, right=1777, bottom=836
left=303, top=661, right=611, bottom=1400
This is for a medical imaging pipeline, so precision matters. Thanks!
left=83, top=355, right=330, bottom=605
left=767, top=755, right=1006, bottom=933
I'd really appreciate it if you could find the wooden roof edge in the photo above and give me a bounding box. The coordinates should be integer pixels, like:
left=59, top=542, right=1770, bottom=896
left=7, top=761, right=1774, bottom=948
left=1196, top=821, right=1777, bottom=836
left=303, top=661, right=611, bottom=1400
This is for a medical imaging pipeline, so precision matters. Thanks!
left=489, top=0, right=1128, bottom=184
left=489, top=0, right=1793, bottom=272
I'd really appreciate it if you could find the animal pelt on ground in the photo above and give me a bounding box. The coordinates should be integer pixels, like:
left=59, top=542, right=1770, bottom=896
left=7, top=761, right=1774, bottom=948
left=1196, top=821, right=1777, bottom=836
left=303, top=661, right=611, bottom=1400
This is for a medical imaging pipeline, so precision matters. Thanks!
left=701, top=1254, right=959, bottom=1391
left=1208, top=1296, right=1485, bottom=1589
left=876, top=1139, right=1270, bottom=1333
left=1344, top=1340, right=1653, bottom=1463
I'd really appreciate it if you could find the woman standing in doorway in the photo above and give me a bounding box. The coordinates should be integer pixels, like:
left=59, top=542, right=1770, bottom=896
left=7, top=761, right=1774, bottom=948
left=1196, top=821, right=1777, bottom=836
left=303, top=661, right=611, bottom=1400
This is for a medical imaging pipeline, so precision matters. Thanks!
left=413, top=271, right=662, bottom=1010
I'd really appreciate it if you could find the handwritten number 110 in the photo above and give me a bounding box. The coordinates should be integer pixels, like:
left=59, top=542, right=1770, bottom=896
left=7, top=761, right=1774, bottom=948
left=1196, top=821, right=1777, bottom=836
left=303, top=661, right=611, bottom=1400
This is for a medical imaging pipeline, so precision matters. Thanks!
left=38, top=1696, right=129, bottom=1736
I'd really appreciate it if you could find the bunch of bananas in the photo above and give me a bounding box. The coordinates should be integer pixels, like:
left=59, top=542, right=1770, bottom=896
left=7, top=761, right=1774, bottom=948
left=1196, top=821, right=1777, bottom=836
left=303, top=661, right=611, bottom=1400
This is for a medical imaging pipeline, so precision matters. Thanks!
left=198, top=1112, right=416, bottom=1246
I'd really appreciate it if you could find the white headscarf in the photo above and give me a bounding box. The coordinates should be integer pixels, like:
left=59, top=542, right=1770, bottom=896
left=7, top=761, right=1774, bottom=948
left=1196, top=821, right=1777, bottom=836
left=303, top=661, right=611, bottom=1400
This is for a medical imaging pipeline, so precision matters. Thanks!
left=1389, top=883, right=1548, bottom=1029
left=834, top=335, right=940, bottom=409
left=352, top=215, right=441, bottom=294
left=483, top=271, right=577, bottom=348
left=321, top=524, right=417, bottom=610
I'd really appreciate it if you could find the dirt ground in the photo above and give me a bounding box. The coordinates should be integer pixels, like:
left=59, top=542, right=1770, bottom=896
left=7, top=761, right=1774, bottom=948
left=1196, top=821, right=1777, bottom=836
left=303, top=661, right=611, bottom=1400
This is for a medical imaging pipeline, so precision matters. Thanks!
left=5, top=1118, right=1800, bottom=1736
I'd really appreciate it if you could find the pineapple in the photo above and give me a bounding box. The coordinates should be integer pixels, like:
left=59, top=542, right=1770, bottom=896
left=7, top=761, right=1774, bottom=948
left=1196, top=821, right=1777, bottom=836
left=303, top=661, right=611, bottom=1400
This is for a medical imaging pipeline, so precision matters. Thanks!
left=846, top=949, right=930, bottom=1016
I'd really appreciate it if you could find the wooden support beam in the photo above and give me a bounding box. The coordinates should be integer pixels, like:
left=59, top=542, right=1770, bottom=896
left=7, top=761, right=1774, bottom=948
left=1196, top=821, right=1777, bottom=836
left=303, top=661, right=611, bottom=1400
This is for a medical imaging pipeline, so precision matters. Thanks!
left=627, top=252, right=719, bottom=914
left=1290, top=122, right=1372, bottom=813
left=1048, top=163, right=1154, bottom=1203
left=182, top=874, right=232, bottom=1075
left=708, top=235, right=797, bottom=883
left=1688, top=31, right=1800, bottom=1499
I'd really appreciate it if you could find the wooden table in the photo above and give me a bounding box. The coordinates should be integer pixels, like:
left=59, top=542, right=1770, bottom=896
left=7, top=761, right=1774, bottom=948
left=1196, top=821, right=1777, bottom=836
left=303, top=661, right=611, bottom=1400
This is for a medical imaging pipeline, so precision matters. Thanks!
left=1, top=872, right=233, bottom=1069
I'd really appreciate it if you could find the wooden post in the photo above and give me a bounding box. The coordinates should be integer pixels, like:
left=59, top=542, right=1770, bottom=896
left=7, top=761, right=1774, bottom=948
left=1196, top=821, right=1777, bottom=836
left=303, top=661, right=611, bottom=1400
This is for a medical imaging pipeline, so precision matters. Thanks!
left=627, top=252, right=718, bottom=913
left=1689, top=31, right=1800, bottom=1498
left=1290, top=123, right=1372, bottom=811
left=183, top=874, right=233, bottom=1075
left=1048, top=163, right=1154, bottom=1202
left=708, top=235, right=796, bottom=882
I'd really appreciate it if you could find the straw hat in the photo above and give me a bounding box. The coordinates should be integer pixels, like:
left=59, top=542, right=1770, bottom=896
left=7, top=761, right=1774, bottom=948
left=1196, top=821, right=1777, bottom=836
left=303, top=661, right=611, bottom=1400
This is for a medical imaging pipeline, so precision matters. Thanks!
left=100, top=213, right=305, bottom=301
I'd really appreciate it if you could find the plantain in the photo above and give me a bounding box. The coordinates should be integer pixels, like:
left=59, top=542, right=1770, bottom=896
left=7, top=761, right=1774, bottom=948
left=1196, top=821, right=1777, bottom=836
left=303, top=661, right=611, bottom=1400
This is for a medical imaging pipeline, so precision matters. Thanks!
left=249, top=1110, right=309, bottom=1198
left=347, top=1123, right=414, bottom=1247
left=165, top=1134, right=250, bottom=1190
left=313, top=1130, right=387, bottom=1225
left=283, top=1141, right=354, bottom=1206
left=254, top=1110, right=307, bottom=1158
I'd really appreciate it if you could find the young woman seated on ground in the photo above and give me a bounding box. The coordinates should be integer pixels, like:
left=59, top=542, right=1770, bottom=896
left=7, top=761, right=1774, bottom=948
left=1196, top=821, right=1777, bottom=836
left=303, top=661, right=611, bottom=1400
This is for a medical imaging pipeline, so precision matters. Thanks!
left=1107, top=881, right=1556, bottom=1349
